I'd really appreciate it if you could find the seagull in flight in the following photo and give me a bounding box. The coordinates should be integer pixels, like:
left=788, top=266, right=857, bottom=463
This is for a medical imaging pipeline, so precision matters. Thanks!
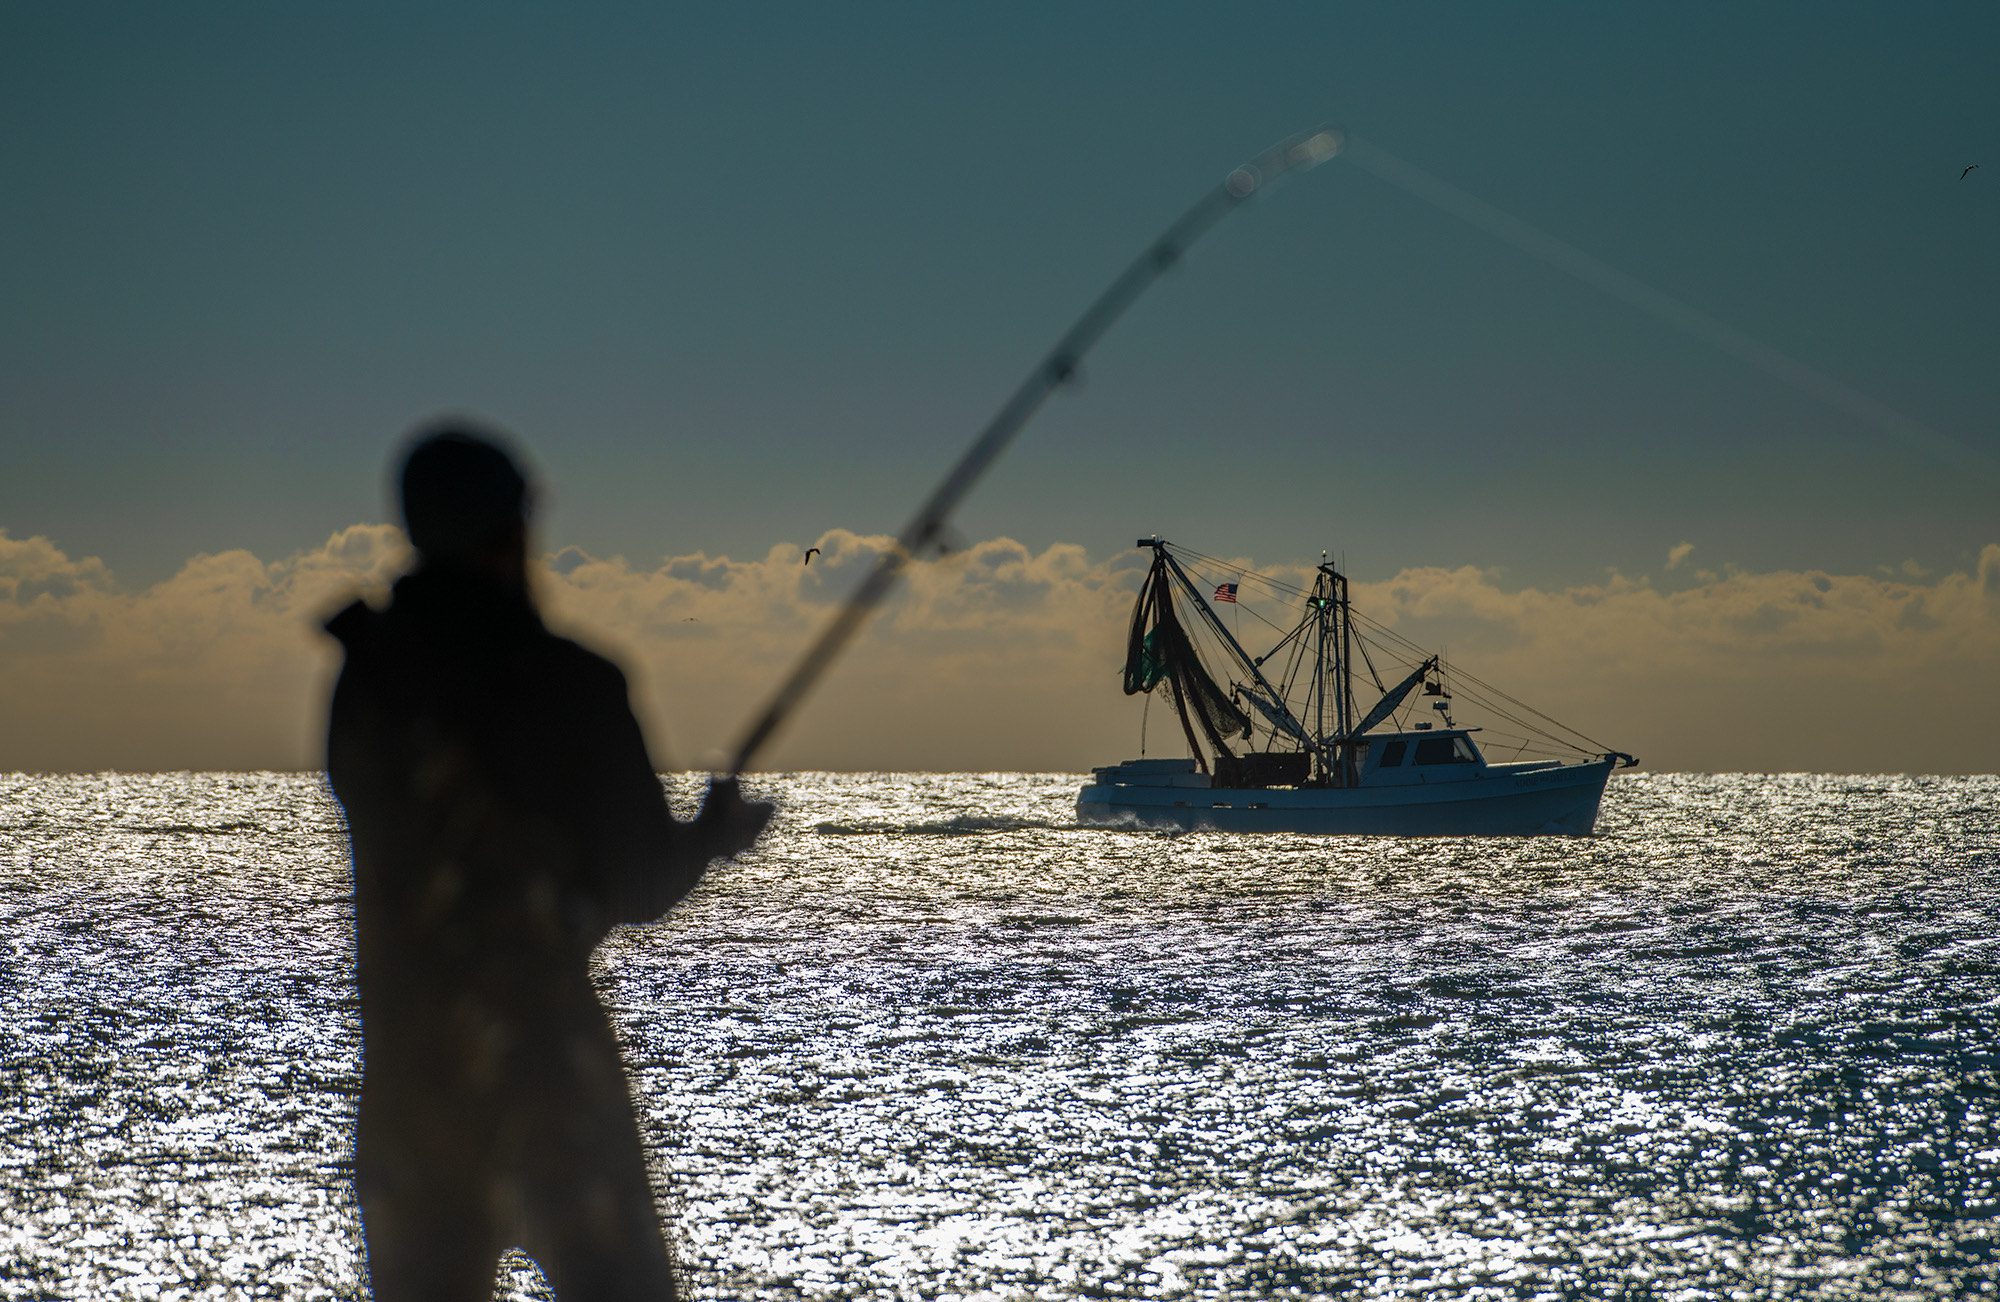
left=1964, top=164, right=1980, bottom=180
left=803, top=547, right=821, bottom=565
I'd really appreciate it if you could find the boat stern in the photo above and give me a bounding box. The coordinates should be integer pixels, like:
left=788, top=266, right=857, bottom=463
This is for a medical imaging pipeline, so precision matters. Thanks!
left=1077, top=758, right=1210, bottom=827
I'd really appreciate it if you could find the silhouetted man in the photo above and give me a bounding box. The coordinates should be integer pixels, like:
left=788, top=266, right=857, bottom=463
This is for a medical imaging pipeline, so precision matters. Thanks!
left=324, top=423, right=770, bottom=1301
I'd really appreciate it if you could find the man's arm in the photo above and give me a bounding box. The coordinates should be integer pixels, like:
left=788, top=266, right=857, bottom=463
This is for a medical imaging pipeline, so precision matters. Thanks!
left=568, top=650, right=771, bottom=926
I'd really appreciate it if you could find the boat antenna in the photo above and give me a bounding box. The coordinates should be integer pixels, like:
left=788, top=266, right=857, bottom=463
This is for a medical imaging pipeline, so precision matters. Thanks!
left=723, top=127, right=1344, bottom=776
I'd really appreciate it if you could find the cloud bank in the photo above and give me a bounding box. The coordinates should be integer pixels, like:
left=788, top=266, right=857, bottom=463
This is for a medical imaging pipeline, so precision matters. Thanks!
left=2, top=527, right=1996, bottom=773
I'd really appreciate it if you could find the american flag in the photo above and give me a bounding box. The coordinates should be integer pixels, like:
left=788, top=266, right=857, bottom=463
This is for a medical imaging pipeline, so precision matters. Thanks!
left=1213, top=582, right=1238, bottom=604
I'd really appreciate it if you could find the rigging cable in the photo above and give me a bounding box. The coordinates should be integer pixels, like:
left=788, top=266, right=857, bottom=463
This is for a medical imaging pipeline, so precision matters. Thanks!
left=1171, top=540, right=1609, bottom=756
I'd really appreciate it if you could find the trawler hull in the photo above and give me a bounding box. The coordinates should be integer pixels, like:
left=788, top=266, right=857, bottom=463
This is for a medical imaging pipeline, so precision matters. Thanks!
left=1076, top=756, right=1617, bottom=836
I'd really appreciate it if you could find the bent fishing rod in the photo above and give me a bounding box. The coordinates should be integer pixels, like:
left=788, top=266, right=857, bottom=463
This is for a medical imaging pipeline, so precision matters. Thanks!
left=723, top=126, right=1343, bottom=779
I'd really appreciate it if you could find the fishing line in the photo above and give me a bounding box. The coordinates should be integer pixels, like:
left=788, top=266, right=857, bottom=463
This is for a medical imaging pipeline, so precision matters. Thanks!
left=724, top=127, right=1343, bottom=776
left=1339, top=135, right=1995, bottom=484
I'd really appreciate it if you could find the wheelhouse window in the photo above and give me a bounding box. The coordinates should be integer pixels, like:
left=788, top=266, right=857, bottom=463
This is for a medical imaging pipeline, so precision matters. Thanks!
left=1414, top=735, right=1478, bottom=766
left=1378, top=739, right=1408, bottom=768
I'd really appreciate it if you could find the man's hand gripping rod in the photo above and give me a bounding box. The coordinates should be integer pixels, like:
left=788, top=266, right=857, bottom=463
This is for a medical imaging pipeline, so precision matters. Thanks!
left=723, top=127, right=1343, bottom=778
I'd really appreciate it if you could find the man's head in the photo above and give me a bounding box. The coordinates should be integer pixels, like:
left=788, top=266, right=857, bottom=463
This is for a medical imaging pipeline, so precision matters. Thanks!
left=397, top=422, right=534, bottom=575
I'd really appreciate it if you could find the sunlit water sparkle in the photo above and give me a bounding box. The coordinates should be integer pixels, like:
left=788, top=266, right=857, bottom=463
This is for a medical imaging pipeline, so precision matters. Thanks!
left=3, top=771, right=1997, bottom=1299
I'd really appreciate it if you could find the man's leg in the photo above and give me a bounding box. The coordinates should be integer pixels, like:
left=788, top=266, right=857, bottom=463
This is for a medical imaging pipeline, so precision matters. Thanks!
left=358, top=1165, right=504, bottom=1302
left=356, top=1082, right=507, bottom=1302
left=516, top=1024, right=684, bottom=1302
left=529, top=1168, right=683, bottom=1302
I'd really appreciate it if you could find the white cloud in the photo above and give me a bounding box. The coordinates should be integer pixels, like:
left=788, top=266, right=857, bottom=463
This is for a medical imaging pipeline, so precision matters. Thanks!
left=0, top=525, right=408, bottom=770
left=2, top=528, right=1997, bottom=774
left=1666, top=541, right=1695, bottom=571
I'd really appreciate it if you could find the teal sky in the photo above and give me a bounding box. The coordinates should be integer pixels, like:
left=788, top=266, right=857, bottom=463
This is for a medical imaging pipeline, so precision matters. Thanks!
left=5, top=1, right=1996, bottom=592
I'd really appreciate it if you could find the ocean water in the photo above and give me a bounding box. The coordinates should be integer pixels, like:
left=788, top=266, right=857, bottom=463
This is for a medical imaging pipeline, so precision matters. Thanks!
left=2, top=771, right=1997, bottom=1301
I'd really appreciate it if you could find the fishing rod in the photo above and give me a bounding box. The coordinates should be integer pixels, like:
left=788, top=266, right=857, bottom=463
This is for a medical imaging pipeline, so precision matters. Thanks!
left=724, top=126, right=1344, bottom=778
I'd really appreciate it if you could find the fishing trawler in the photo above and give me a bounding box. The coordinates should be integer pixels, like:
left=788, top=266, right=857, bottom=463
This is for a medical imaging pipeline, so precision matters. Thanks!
left=1077, top=539, right=1637, bottom=835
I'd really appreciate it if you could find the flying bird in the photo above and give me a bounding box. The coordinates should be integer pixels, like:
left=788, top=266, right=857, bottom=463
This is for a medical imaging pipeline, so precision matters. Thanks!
left=803, top=547, right=821, bottom=565
left=1964, top=164, right=1980, bottom=180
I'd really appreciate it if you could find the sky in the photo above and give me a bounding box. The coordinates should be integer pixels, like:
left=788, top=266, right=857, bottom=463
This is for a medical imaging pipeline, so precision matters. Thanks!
left=2, top=2, right=1996, bottom=774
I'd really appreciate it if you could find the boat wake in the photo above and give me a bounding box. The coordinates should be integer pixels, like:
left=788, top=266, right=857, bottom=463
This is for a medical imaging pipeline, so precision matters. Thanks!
left=812, top=814, right=1067, bottom=838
